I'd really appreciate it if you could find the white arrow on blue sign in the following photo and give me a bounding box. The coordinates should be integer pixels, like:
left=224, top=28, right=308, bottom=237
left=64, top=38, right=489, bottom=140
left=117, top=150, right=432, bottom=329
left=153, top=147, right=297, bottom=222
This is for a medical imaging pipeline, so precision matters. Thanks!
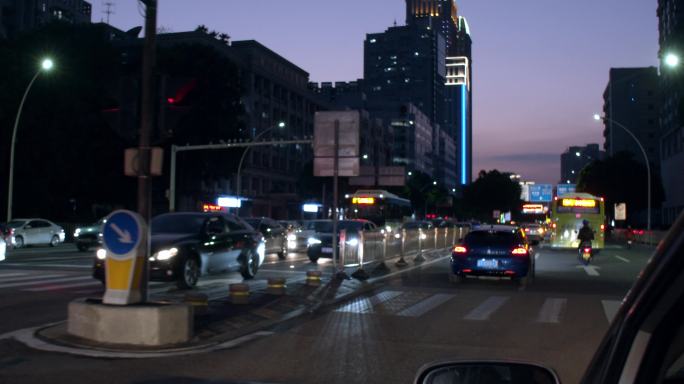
left=102, top=210, right=143, bottom=257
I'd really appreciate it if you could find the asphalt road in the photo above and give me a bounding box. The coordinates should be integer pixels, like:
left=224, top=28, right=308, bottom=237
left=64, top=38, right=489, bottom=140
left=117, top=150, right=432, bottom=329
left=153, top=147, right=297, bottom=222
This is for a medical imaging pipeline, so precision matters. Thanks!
left=0, top=242, right=653, bottom=384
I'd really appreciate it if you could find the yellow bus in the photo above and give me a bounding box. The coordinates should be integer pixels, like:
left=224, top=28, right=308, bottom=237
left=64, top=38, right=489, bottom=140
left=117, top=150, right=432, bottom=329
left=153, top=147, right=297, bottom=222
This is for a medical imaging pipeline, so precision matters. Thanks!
left=549, top=193, right=606, bottom=249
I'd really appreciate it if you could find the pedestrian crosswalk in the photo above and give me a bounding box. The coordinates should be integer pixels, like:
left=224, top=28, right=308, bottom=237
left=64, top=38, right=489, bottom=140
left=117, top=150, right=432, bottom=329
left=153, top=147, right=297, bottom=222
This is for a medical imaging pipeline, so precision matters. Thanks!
left=0, top=271, right=102, bottom=293
left=335, top=289, right=623, bottom=325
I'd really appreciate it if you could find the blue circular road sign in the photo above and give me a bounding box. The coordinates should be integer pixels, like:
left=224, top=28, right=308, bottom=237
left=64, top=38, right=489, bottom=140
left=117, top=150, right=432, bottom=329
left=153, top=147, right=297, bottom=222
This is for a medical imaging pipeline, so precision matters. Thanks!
left=102, top=210, right=143, bottom=257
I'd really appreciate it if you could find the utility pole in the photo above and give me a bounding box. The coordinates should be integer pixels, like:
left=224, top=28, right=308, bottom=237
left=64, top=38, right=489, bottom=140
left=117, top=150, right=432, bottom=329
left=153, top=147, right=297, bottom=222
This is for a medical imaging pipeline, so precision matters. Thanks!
left=138, top=0, right=157, bottom=221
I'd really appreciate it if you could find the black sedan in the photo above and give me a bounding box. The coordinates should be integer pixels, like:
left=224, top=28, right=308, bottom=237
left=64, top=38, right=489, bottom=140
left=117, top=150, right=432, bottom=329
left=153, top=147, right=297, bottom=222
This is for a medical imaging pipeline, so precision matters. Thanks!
left=93, top=212, right=265, bottom=289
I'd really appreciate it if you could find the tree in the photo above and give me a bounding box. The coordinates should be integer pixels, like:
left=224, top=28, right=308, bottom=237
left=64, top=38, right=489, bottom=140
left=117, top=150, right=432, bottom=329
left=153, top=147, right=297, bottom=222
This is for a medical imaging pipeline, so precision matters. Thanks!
left=577, top=151, right=664, bottom=226
left=461, top=170, right=522, bottom=221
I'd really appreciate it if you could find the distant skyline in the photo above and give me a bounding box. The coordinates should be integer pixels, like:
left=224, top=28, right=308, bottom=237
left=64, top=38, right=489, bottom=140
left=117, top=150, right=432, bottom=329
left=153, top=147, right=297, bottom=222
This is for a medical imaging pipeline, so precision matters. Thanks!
left=91, top=0, right=659, bottom=184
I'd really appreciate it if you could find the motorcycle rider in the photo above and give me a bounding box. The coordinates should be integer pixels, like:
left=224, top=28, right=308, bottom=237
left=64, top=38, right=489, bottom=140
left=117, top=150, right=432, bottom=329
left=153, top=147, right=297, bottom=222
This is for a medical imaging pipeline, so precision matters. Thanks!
left=577, top=220, right=595, bottom=247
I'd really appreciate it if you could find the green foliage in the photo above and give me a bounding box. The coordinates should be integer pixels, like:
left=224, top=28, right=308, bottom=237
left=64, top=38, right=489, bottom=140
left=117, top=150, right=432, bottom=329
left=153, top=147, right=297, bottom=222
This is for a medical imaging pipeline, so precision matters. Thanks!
left=462, top=170, right=522, bottom=221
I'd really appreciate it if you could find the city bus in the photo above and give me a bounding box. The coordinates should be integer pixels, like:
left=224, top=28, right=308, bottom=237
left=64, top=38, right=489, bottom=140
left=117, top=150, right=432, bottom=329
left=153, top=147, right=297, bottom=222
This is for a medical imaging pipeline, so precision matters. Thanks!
left=345, top=189, right=413, bottom=231
left=549, top=192, right=606, bottom=249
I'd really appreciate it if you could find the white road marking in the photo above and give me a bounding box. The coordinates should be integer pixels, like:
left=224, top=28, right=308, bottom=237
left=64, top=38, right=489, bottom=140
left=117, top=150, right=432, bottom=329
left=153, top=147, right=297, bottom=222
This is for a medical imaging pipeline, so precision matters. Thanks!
left=602, top=300, right=621, bottom=323
left=535, top=253, right=540, bottom=260
left=396, top=293, right=455, bottom=317
left=577, top=265, right=601, bottom=276
left=0, top=263, right=91, bottom=269
left=0, top=274, right=65, bottom=283
left=335, top=290, right=402, bottom=314
left=0, top=272, right=28, bottom=278
left=464, top=296, right=509, bottom=321
left=614, top=255, right=630, bottom=263
left=0, top=276, right=91, bottom=289
left=24, top=280, right=101, bottom=292
left=536, top=298, right=567, bottom=323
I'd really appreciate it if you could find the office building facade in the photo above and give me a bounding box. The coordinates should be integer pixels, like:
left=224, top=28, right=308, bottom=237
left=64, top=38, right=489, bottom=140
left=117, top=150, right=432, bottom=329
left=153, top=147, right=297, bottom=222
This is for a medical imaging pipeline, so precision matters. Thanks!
left=601, top=67, right=660, bottom=166
left=560, top=144, right=604, bottom=184
left=0, top=0, right=91, bottom=39
left=658, top=0, right=684, bottom=225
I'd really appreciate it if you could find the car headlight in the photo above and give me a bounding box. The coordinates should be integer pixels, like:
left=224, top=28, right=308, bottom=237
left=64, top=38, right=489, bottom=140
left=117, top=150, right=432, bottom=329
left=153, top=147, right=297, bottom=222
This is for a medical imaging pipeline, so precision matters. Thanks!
left=308, top=237, right=322, bottom=246
left=287, top=234, right=296, bottom=241
left=346, top=238, right=359, bottom=247
left=385, top=225, right=392, bottom=232
left=96, top=248, right=107, bottom=260
left=154, top=247, right=178, bottom=261
left=394, top=233, right=401, bottom=239
left=74, top=228, right=81, bottom=237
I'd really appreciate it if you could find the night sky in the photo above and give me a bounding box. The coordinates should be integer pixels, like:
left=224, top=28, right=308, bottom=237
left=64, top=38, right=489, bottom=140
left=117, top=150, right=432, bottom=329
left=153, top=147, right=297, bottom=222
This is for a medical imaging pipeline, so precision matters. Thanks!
left=92, top=0, right=659, bottom=183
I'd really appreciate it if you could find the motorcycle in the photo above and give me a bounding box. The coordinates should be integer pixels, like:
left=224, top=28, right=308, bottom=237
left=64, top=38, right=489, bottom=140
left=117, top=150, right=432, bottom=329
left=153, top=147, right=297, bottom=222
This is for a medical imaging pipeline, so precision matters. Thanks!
left=578, top=241, right=593, bottom=265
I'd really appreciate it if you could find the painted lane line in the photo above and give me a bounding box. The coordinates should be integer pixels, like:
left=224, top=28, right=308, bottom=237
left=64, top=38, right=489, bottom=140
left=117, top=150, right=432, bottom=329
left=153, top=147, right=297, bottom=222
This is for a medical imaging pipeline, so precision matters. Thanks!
left=536, top=298, right=567, bottom=323
left=0, top=276, right=91, bottom=289
left=577, top=265, right=601, bottom=276
left=396, top=293, right=455, bottom=317
left=335, top=290, right=402, bottom=314
left=0, top=274, right=65, bottom=283
left=464, top=296, right=509, bottom=321
left=24, top=280, right=102, bottom=292
left=0, top=272, right=30, bottom=278
left=0, top=263, right=91, bottom=269
left=614, top=255, right=630, bottom=263
left=602, top=300, right=622, bottom=323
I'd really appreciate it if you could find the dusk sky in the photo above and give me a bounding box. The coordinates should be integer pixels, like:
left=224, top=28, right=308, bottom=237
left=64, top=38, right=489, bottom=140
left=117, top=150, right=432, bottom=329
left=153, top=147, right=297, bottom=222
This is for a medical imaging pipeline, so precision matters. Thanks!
left=93, top=0, right=659, bottom=184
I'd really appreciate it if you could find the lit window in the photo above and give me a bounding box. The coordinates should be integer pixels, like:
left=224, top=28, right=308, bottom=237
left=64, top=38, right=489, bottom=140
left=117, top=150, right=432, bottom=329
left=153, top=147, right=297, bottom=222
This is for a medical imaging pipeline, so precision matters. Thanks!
left=370, top=38, right=377, bottom=43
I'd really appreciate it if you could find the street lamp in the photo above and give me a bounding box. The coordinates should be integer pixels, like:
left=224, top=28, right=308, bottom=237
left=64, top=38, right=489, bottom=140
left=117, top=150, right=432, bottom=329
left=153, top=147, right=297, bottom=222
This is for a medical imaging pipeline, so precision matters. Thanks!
left=235, top=121, right=286, bottom=209
left=593, top=114, right=652, bottom=233
left=664, top=52, right=680, bottom=68
left=6, top=58, right=54, bottom=222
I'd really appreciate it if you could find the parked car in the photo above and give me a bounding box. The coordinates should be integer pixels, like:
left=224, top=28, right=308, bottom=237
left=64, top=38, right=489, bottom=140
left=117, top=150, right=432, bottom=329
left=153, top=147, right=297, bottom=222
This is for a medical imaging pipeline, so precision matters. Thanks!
left=74, top=217, right=106, bottom=252
left=93, top=212, right=264, bottom=289
left=450, top=225, right=535, bottom=288
left=5, top=218, right=65, bottom=248
left=306, top=219, right=378, bottom=263
left=0, top=236, right=6, bottom=262
left=243, top=217, right=287, bottom=259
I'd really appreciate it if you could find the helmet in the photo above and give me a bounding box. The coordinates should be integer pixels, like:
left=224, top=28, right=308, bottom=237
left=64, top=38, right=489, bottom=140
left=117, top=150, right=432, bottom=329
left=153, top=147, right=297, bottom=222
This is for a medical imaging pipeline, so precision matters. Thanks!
left=583, top=220, right=590, bottom=226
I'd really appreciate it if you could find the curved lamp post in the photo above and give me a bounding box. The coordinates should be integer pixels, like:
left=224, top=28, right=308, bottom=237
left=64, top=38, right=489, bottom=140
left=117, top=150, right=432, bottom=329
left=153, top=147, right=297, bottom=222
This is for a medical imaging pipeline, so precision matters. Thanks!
left=593, top=114, right=651, bottom=233
left=235, top=121, right=286, bottom=210
left=6, top=58, right=54, bottom=222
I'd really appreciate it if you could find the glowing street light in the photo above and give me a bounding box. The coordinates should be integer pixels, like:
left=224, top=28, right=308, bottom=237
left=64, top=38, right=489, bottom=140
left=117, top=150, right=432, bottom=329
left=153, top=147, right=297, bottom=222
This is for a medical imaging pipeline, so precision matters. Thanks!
left=664, top=53, right=680, bottom=68
left=6, top=58, right=55, bottom=222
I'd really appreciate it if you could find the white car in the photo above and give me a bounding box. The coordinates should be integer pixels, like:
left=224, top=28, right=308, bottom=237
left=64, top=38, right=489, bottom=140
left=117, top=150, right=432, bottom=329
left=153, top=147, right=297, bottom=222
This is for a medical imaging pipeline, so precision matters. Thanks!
left=0, top=237, right=5, bottom=261
left=6, top=218, right=65, bottom=248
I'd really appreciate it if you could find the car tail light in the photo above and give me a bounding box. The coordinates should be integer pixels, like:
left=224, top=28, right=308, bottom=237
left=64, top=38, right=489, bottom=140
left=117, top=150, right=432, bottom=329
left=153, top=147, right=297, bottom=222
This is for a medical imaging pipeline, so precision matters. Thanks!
left=524, top=228, right=530, bottom=232
left=462, top=268, right=472, bottom=273
left=551, top=223, right=557, bottom=229
left=511, top=247, right=527, bottom=255
left=453, top=245, right=467, bottom=254
left=600, top=224, right=605, bottom=231
left=583, top=247, right=591, bottom=253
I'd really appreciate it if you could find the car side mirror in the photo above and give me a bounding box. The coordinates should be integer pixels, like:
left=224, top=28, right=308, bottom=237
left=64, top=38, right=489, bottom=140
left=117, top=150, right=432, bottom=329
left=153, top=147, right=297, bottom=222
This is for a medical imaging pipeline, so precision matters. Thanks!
left=416, top=361, right=559, bottom=384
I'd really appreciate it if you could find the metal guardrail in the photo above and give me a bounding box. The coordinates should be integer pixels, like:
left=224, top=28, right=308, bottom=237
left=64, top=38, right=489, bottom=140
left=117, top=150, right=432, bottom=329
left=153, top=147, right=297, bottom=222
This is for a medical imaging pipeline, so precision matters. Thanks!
left=337, top=226, right=470, bottom=278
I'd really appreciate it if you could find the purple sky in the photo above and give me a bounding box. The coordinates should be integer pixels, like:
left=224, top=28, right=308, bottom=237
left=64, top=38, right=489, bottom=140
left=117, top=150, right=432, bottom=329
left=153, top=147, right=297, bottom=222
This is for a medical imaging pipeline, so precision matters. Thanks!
left=93, top=0, right=659, bottom=183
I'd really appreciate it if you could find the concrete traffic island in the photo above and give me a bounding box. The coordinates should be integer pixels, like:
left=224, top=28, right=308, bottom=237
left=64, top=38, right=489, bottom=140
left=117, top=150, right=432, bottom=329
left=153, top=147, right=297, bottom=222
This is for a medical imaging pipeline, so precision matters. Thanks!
left=66, top=298, right=193, bottom=347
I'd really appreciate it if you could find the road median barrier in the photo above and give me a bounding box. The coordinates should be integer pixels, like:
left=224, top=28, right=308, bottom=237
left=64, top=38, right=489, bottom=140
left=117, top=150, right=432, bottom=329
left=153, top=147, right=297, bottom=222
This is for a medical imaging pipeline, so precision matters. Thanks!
left=229, top=283, right=250, bottom=304
left=306, top=270, right=322, bottom=286
left=267, top=277, right=287, bottom=295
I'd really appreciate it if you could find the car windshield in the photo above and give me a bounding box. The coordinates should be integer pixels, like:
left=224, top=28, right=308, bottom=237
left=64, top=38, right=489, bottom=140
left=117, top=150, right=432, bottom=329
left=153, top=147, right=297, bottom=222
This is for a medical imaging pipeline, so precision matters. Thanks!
left=465, top=231, right=517, bottom=247
left=2, top=2, right=678, bottom=384
left=150, top=214, right=206, bottom=235
left=6, top=220, right=26, bottom=228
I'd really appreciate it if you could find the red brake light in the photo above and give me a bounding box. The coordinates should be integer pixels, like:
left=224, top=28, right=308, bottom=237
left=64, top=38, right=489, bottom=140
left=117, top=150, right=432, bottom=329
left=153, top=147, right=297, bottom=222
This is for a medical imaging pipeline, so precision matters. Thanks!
left=511, top=247, right=527, bottom=255
left=583, top=248, right=591, bottom=253
left=600, top=224, right=605, bottom=231
left=551, top=223, right=557, bottom=229
left=524, top=228, right=530, bottom=232
left=453, top=246, right=467, bottom=254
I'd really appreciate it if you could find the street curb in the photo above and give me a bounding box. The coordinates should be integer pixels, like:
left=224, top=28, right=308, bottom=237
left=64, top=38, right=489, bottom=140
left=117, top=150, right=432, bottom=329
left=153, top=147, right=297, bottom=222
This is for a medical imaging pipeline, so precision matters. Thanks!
left=1, top=250, right=450, bottom=359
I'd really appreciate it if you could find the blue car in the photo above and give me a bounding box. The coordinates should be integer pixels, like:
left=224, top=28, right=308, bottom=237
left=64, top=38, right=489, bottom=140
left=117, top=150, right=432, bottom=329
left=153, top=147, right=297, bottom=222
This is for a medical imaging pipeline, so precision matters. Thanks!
left=450, top=225, right=535, bottom=287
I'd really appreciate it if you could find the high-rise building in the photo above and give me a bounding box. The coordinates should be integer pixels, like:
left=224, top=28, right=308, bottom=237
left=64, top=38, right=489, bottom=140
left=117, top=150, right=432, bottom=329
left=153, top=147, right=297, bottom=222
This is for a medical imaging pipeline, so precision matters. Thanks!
left=658, top=0, right=684, bottom=225
left=364, top=24, right=447, bottom=127
left=560, top=144, right=604, bottom=184
left=0, top=0, right=92, bottom=39
left=601, top=67, right=660, bottom=166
